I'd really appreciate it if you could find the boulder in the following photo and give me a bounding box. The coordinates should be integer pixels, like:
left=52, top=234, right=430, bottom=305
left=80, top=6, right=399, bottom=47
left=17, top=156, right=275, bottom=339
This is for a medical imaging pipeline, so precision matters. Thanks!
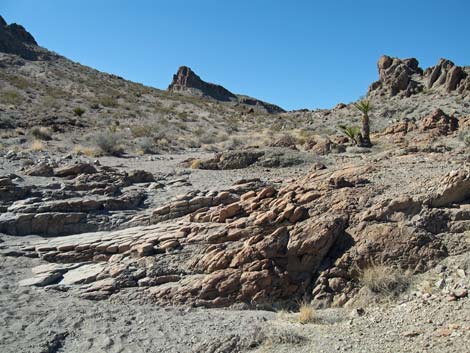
left=420, top=109, right=458, bottom=135
left=54, top=163, right=98, bottom=178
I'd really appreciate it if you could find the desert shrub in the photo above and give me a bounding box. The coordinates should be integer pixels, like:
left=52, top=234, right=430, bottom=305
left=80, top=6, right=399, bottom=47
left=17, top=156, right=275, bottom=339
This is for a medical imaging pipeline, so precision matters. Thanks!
left=73, top=107, right=86, bottom=117
left=6, top=74, right=30, bottom=89
left=90, top=102, right=100, bottom=110
left=338, top=125, right=361, bottom=145
left=100, top=96, right=118, bottom=108
left=29, top=140, right=45, bottom=152
left=191, top=159, right=202, bottom=169
left=360, top=264, right=410, bottom=296
left=137, top=137, right=156, bottom=154
left=0, top=90, right=21, bottom=105
left=73, top=145, right=98, bottom=157
left=92, top=130, right=124, bottom=156
left=0, top=115, right=16, bottom=129
left=255, top=326, right=307, bottom=349
left=131, top=125, right=154, bottom=138
left=270, top=133, right=298, bottom=148
left=298, top=300, right=315, bottom=324
left=31, top=127, right=52, bottom=141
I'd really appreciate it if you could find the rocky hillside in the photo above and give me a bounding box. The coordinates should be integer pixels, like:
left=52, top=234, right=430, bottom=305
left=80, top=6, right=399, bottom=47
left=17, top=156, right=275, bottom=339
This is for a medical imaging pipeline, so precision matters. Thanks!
left=1, top=15, right=470, bottom=353
left=1, top=15, right=470, bottom=157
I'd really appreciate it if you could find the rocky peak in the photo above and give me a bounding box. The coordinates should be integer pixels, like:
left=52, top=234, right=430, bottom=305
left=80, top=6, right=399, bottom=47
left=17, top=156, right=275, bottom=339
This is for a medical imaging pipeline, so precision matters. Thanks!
left=369, top=55, right=470, bottom=98
left=368, top=55, right=424, bottom=97
left=425, top=58, right=469, bottom=93
left=168, top=66, right=237, bottom=102
left=168, top=66, right=285, bottom=113
left=0, top=15, right=38, bottom=60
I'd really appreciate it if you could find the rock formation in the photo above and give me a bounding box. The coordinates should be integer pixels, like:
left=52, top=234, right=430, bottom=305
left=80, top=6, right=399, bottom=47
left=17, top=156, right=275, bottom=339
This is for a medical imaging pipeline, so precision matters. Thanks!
left=0, top=15, right=38, bottom=60
left=169, top=66, right=237, bottom=102
left=369, top=55, right=470, bottom=97
left=168, top=66, right=285, bottom=113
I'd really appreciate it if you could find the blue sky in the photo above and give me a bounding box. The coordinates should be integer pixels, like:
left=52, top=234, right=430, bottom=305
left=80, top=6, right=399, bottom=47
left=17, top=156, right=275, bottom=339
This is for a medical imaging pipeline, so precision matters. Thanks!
left=2, top=0, right=470, bottom=110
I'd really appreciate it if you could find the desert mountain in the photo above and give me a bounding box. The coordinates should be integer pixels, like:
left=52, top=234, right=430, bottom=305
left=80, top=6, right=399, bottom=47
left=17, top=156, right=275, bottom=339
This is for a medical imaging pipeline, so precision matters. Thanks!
left=0, top=15, right=41, bottom=60
left=1, top=16, right=470, bottom=353
left=168, top=65, right=285, bottom=113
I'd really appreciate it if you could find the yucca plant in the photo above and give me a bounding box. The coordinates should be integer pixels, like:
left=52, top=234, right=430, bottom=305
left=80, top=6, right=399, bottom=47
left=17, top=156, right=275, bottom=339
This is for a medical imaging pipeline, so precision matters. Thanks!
left=354, top=99, right=372, bottom=147
left=338, top=124, right=361, bottom=145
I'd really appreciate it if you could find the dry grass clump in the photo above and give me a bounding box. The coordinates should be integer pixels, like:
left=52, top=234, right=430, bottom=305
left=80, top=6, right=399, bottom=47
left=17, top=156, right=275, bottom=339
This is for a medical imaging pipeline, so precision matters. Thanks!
left=29, top=140, right=45, bottom=152
left=360, top=264, right=410, bottom=296
left=73, top=145, right=98, bottom=157
left=255, top=326, right=307, bottom=352
left=298, top=300, right=315, bottom=324
left=31, top=127, right=52, bottom=141
left=191, top=159, right=202, bottom=169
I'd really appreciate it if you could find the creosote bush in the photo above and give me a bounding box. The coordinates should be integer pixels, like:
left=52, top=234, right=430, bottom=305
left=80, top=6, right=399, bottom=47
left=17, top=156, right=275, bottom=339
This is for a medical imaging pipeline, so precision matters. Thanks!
left=137, top=137, right=156, bottom=154
left=92, top=130, right=124, bottom=156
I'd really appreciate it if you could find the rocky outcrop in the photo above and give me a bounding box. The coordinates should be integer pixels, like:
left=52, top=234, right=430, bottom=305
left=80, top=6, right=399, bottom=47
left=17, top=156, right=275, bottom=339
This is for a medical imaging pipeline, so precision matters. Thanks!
left=368, top=55, right=424, bottom=97
left=369, top=55, right=470, bottom=97
left=420, top=108, right=458, bottom=135
left=0, top=163, right=154, bottom=236
left=10, top=160, right=470, bottom=309
left=168, top=66, right=285, bottom=113
left=0, top=15, right=39, bottom=60
left=188, top=149, right=306, bottom=170
left=169, top=66, right=237, bottom=102
left=425, top=58, right=470, bottom=93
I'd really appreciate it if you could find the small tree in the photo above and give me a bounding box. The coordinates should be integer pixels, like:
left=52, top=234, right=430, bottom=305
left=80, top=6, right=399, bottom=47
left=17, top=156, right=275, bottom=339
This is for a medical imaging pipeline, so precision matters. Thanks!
left=354, top=99, right=372, bottom=147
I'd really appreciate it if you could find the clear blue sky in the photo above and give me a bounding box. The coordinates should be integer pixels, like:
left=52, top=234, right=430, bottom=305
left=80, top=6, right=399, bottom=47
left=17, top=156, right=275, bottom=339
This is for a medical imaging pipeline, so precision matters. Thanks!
left=2, top=0, right=470, bottom=110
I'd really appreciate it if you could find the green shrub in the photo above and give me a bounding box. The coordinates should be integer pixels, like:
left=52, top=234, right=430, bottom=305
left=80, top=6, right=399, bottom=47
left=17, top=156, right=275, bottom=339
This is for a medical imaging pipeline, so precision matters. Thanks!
left=338, top=124, right=361, bottom=145
left=73, top=107, right=86, bottom=117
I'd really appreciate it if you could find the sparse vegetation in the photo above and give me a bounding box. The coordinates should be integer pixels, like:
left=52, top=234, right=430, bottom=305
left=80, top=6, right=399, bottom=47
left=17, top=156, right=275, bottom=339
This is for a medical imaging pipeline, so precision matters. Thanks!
left=360, top=264, right=410, bottom=296
left=191, top=159, right=202, bottom=169
left=338, top=125, right=361, bottom=145
left=100, top=95, right=118, bottom=108
left=73, top=107, right=86, bottom=117
left=137, top=137, right=156, bottom=154
left=73, top=145, right=98, bottom=157
left=0, top=90, right=21, bottom=105
left=92, top=130, right=124, bottom=156
left=298, top=300, right=315, bottom=324
left=29, top=140, right=45, bottom=152
left=30, top=127, right=52, bottom=141
left=0, top=115, right=16, bottom=129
